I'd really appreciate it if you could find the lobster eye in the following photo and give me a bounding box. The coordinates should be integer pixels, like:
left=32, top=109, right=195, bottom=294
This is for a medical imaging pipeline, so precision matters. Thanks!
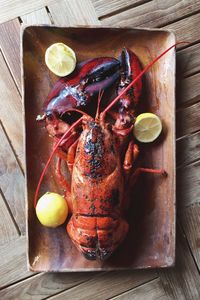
left=46, top=111, right=54, bottom=121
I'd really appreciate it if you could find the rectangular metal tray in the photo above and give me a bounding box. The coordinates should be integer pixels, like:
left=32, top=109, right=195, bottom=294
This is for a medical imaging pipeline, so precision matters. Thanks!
left=22, top=25, right=176, bottom=271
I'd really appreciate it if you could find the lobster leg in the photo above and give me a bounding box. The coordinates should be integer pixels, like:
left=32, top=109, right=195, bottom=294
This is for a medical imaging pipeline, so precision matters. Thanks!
left=55, top=157, right=73, bottom=213
left=123, top=141, right=139, bottom=179
left=130, top=167, right=167, bottom=186
left=55, top=157, right=70, bottom=191
left=67, top=138, right=79, bottom=173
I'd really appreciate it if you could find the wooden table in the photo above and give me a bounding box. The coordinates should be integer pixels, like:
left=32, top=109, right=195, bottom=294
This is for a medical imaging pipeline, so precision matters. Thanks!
left=0, top=0, right=199, bottom=299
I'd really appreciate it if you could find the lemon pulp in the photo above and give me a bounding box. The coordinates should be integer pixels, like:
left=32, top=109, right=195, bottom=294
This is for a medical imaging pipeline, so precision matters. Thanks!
left=45, top=43, right=76, bottom=77
left=133, top=112, right=162, bottom=143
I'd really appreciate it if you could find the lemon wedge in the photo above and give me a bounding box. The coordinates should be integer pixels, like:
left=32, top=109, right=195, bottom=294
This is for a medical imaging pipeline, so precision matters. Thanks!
left=45, top=43, right=76, bottom=77
left=36, top=192, right=68, bottom=228
left=133, top=112, right=162, bottom=143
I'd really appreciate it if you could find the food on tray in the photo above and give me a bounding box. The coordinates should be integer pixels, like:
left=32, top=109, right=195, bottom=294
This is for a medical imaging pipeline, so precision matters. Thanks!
left=45, top=42, right=76, bottom=76
left=36, top=192, right=68, bottom=228
left=35, top=43, right=179, bottom=260
left=133, top=113, right=162, bottom=143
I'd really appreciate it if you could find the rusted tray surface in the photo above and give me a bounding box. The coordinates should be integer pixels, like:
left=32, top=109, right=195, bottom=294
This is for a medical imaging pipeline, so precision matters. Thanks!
left=22, top=26, right=175, bottom=272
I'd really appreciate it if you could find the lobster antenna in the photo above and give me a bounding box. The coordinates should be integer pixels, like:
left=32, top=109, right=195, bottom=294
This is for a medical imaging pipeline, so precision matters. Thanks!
left=101, top=41, right=190, bottom=117
left=61, top=108, right=92, bottom=119
left=95, top=90, right=104, bottom=120
left=34, top=116, right=83, bottom=208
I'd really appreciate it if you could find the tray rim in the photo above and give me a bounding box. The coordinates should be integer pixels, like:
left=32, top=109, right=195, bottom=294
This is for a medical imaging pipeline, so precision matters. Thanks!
left=21, top=25, right=176, bottom=272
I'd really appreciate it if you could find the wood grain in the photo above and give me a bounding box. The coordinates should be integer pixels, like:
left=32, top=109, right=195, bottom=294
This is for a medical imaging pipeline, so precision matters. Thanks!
left=102, top=0, right=200, bottom=28
left=164, top=13, right=200, bottom=48
left=177, top=43, right=200, bottom=78
left=110, top=278, right=167, bottom=300
left=0, top=51, right=24, bottom=169
left=177, top=161, right=200, bottom=208
left=0, top=0, right=55, bottom=24
left=48, top=0, right=100, bottom=26
left=21, top=7, right=51, bottom=25
left=47, top=270, right=157, bottom=300
left=0, top=237, right=31, bottom=288
left=158, top=225, right=200, bottom=300
left=0, top=123, right=25, bottom=234
left=0, top=192, right=19, bottom=245
left=0, top=19, right=21, bottom=91
left=176, top=131, right=200, bottom=168
left=177, top=73, right=200, bottom=107
left=180, top=204, right=200, bottom=271
left=0, top=272, right=95, bottom=299
left=176, top=102, right=200, bottom=137
left=92, top=0, right=150, bottom=17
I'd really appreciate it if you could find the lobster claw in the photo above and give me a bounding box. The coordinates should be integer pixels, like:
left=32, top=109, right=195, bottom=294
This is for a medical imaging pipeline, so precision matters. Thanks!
left=119, top=47, right=142, bottom=107
left=111, top=48, right=143, bottom=132
left=43, top=57, right=120, bottom=117
left=39, top=57, right=120, bottom=140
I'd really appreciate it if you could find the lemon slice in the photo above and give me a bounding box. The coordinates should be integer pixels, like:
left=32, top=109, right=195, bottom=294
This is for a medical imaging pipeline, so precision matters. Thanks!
left=36, top=192, right=68, bottom=228
left=45, top=43, right=76, bottom=77
left=133, top=112, right=162, bottom=143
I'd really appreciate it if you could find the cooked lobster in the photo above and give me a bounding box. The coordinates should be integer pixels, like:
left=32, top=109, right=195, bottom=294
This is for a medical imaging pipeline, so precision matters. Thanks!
left=35, top=43, right=185, bottom=260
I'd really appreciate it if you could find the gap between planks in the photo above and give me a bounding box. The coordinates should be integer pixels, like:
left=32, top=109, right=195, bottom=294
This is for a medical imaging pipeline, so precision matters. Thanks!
left=0, top=50, right=24, bottom=170
left=157, top=223, right=200, bottom=299
left=108, top=277, right=167, bottom=300
left=157, top=8, right=200, bottom=29
left=0, top=188, right=21, bottom=237
left=101, top=0, right=200, bottom=31
left=44, top=270, right=157, bottom=300
left=0, top=18, right=21, bottom=92
left=0, top=272, right=41, bottom=291
left=97, top=0, right=152, bottom=20
left=0, top=120, right=24, bottom=175
left=0, top=0, right=56, bottom=24
left=178, top=217, right=200, bottom=274
left=179, top=204, right=200, bottom=271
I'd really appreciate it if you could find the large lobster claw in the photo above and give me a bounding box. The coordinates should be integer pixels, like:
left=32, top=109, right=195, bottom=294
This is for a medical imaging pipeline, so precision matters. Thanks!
left=37, top=57, right=120, bottom=140
left=44, top=57, right=120, bottom=116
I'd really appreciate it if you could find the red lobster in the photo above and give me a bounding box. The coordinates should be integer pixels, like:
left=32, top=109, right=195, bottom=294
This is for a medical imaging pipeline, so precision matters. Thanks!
left=35, top=42, right=186, bottom=260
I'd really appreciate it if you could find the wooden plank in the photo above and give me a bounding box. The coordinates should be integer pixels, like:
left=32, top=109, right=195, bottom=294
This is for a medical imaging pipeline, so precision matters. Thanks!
left=176, top=131, right=200, bottom=168
left=47, top=270, right=157, bottom=300
left=158, top=225, right=200, bottom=300
left=177, top=43, right=200, bottom=78
left=177, top=73, right=200, bottom=107
left=102, top=0, right=200, bottom=28
left=0, top=19, right=21, bottom=91
left=180, top=204, right=200, bottom=271
left=0, top=123, right=25, bottom=234
left=92, top=0, right=149, bottom=17
left=110, top=278, right=167, bottom=300
left=164, top=13, right=200, bottom=48
left=176, top=102, right=200, bottom=137
left=0, top=51, right=24, bottom=169
left=0, top=271, right=94, bottom=299
left=0, top=0, right=55, bottom=24
left=21, top=7, right=51, bottom=25
left=0, top=236, right=32, bottom=288
left=177, top=161, right=200, bottom=208
left=48, top=0, right=100, bottom=26
left=0, top=192, right=19, bottom=245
